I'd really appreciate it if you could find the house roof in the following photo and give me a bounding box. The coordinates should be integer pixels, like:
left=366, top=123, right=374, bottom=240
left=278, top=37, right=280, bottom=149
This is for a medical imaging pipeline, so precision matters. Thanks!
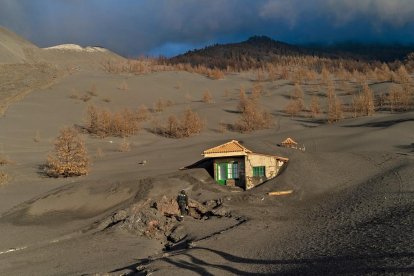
left=202, top=140, right=288, bottom=162
left=203, top=140, right=252, bottom=157
left=281, top=137, right=298, bottom=145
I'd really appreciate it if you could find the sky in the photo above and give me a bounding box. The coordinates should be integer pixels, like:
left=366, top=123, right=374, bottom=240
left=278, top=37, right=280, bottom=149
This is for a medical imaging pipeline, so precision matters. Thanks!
left=1, top=0, right=414, bottom=57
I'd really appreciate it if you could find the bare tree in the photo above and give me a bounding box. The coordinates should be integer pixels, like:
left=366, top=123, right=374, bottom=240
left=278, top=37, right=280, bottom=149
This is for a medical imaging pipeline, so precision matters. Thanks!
left=236, top=94, right=273, bottom=132
left=327, top=96, right=344, bottom=123
left=46, top=127, right=90, bottom=177
left=310, top=95, right=321, bottom=118
left=202, top=90, right=213, bottom=103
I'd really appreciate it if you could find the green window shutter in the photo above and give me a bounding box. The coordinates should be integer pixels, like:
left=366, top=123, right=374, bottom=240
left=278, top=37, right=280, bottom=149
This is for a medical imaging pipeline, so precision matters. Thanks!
left=253, top=167, right=258, bottom=177
left=253, top=166, right=265, bottom=177
left=216, top=163, right=227, bottom=185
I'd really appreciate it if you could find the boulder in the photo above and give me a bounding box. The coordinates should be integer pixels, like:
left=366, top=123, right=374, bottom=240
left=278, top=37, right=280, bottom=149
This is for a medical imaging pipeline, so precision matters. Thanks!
left=154, top=196, right=180, bottom=216
left=188, top=199, right=209, bottom=216
left=203, top=198, right=222, bottom=208
left=112, top=209, right=128, bottom=222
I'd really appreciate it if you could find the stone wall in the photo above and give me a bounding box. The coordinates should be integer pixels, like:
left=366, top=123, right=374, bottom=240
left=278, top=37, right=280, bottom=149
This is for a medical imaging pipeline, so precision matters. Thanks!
left=244, top=154, right=285, bottom=189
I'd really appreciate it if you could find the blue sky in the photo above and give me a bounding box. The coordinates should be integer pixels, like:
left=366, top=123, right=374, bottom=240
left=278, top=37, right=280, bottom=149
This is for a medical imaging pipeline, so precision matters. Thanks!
left=1, top=0, right=414, bottom=57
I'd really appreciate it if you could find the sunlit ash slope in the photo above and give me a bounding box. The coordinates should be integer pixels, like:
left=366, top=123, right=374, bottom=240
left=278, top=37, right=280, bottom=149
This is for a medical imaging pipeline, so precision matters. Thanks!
left=0, top=26, right=39, bottom=64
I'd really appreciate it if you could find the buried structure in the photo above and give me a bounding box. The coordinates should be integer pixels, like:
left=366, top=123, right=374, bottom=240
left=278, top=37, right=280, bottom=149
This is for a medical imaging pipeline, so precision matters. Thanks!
left=184, top=140, right=288, bottom=190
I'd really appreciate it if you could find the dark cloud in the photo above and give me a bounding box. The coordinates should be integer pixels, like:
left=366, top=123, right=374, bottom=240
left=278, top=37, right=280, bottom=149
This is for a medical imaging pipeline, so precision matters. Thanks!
left=1, top=0, right=414, bottom=57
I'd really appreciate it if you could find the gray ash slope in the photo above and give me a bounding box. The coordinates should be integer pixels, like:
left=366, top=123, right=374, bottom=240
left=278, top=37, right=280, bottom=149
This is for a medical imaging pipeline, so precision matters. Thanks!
left=134, top=112, right=414, bottom=275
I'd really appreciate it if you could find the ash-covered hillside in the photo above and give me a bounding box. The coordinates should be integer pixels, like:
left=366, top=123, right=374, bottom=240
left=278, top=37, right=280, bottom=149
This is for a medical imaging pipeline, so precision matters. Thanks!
left=168, top=35, right=414, bottom=70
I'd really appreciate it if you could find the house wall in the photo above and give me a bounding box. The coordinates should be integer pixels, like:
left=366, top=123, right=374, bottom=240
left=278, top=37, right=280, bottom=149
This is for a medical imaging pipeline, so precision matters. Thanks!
left=213, top=157, right=245, bottom=189
left=244, top=153, right=285, bottom=189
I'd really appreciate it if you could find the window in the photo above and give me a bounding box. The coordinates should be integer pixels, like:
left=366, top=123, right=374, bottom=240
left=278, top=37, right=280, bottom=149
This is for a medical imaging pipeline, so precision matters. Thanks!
left=227, top=162, right=239, bottom=179
left=253, top=166, right=265, bottom=177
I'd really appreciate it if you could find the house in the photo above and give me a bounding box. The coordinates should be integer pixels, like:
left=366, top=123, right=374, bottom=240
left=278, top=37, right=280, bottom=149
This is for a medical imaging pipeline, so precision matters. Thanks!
left=184, top=140, right=288, bottom=190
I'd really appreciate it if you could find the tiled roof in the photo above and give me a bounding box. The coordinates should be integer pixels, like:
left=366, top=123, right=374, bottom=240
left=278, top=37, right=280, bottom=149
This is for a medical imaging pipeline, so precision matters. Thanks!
left=203, top=140, right=252, bottom=155
left=281, top=137, right=298, bottom=145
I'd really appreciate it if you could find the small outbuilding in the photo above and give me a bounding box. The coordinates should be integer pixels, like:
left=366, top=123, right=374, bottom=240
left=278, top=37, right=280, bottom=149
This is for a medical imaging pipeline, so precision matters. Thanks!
left=281, top=137, right=298, bottom=149
left=184, top=140, right=288, bottom=190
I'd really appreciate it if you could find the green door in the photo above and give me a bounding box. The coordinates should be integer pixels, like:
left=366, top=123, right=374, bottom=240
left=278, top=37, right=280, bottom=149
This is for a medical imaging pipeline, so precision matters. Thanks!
left=216, top=163, right=228, bottom=185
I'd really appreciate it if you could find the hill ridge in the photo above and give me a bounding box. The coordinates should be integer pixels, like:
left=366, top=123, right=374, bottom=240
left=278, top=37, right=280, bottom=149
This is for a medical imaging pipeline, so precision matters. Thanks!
left=168, top=35, right=414, bottom=69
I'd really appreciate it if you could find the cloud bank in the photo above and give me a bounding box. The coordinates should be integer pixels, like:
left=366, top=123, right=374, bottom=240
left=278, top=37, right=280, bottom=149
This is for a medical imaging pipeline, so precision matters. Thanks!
left=1, top=0, right=414, bottom=56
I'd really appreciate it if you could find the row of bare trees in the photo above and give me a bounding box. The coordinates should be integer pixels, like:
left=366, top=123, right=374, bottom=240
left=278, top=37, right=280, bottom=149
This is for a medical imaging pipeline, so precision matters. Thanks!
left=104, top=54, right=414, bottom=91
left=85, top=105, right=150, bottom=138
left=152, top=109, right=205, bottom=138
left=284, top=79, right=413, bottom=122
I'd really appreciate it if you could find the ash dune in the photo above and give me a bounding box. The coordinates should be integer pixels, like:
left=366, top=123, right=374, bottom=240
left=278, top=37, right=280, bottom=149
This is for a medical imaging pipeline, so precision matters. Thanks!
left=0, top=26, right=123, bottom=66
left=0, top=26, right=413, bottom=275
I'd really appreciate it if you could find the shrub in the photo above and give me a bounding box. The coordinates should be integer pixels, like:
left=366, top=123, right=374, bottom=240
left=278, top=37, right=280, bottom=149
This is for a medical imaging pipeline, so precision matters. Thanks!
left=234, top=94, right=273, bottom=132
left=166, top=115, right=180, bottom=136
left=0, top=171, right=10, bottom=186
left=202, top=90, right=213, bottom=103
left=396, top=66, right=412, bottom=84
left=293, top=83, right=304, bottom=100
left=118, top=80, right=129, bottom=91
left=310, top=96, right=321, bottom=118
left=387, top=85, right=413, bottom=111
left=153, top=109, right=205, bottom=138
left=362, top=83, right=375, bottom=116
left=237, top=88, right=249, bottom=113
left=46, top=127, right=90, bottom=177
left=208, top=68, right=225, bottom=79
left=352, top=94, right=365, bottom=117
left=153, top=98, right=173, bottom=112
left=136, top=105, right=151, bottom=121
left=251, top=83, right=263, bottom=99
left=0, top=155, right=13, bottom=166
left=321, top=66, right=330, bottom=85
left=327, top=95, right=343, bottom=123
left=256, top=69, right=265, bottom=82
left=85, top=105, right=144, bottom=138
left=181, top=109, right=205, bottom=137
left=280, top=67, right=289, bottom=80
left=285, top=98, right=303, bottom=118
left=352, top=83, right=375, bottom=117
left=118, top=138, right=131, bottom=152
left=284, top=85, right=305, bottom=117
